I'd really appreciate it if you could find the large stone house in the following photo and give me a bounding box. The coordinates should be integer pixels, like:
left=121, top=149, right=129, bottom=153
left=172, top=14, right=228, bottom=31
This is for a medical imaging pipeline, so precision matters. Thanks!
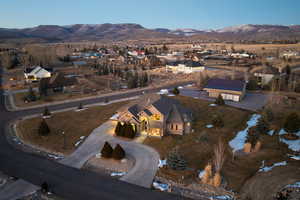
left=115, top=94, right=192, bottom=137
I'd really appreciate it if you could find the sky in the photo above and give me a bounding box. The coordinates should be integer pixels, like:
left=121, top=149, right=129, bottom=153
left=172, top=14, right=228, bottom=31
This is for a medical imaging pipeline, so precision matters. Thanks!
left=1, top=0, right=300, bottom=30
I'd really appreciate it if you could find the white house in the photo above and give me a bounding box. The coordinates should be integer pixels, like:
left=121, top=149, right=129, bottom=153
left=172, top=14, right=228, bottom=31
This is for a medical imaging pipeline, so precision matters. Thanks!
left=24, top=66, right=52, bottom=82
left=230, top=53, right=251, bottom=58
left=166, top=61, right=206, bottom=74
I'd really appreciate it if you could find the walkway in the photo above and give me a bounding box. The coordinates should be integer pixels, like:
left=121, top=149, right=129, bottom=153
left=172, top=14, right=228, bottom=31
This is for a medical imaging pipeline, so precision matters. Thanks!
left=61, top=121, right=160, bottom=188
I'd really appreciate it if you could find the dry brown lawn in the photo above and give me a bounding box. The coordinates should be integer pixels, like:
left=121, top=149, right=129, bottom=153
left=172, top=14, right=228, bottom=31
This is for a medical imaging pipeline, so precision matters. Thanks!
left=144, top=95, right=297, bottom=194
left=144, top=96, right=251, bottom=184
left=14, top=92, right=93, bottom=107
left=17, top=101, right=129, bottom=155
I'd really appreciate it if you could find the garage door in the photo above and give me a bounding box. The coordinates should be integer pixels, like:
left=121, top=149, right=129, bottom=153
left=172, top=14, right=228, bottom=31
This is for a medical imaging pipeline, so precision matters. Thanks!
left=221, top=93, right=240, bottom=102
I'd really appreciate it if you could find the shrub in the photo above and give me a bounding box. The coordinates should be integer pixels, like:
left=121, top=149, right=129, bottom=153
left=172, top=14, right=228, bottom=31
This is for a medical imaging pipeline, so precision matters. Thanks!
left=124, top=123, right=136, bottom=139
left=215, top=94, right=225, bottom=105
left=112, top=144, right=126, bottom=160
left=212, top=115, right=224, bottom=129
left=262, top=108, right=274, bottom=122
left=172, top=87, right=180, bottom=95
left=115, top=121, right=122, bottom=136
left=284, top=112, right=300, bottom=134
left=246, top=127, right=260, bottom=146
left=101, top=142, right=113, bottom=158
left=38, top=120, right=50, bottom=136
left=24, top=87, right=37, bottom=102
left=255, top=117, right=269, bottom=134
left=167, top=147, right=187, bottom=170
left=43, top=107, right=51, bottom=117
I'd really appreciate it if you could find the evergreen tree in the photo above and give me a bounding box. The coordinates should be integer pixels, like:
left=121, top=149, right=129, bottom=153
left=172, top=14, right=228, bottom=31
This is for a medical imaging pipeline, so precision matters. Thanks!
left=43, top=107, right=51, bottom=117
left=115, top=121, right=122, bottom=136
left=112, top=144, right=126, bottom=160
left=215, top=94, right=225, bottom=105
left=172, top=87, right=180, bottom=95
left=212, top=115, right=224, bottom=129
left=167, top=147, right=187, bottom=170
left=38, top=120, right=50, bottom=136
left=24, top=87, right=37, bottom=102
left=101, top=142, right=113, bottom=158
left=255, top=117, right=269, bottom=134
left=284, top=113, right=300, bottom=133
left=39, top=78, right=48, bottom=97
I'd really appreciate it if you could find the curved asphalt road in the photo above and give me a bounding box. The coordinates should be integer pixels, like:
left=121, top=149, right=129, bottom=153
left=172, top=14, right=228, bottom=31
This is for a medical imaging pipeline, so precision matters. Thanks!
left=0, top=68, right=190, bottom=200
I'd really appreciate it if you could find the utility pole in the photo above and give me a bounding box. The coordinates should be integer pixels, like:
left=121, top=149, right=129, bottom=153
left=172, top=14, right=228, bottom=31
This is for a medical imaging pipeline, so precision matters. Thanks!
left=62, top=131, right=66, bottom=150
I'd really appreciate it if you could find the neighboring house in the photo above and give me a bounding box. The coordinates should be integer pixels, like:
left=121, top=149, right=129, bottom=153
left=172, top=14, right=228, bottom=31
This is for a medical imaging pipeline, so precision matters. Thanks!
left=24, top=66, right=52, bottom=82
left=229, top=53, right=252, bottom=58
left=40, top=73, right=78, bottom=94
left=203, top=78, right=246, bottom=102
left=281, top=51, right=300, bottom=59
left=253, top=67, right=279, bottom=85
left=115, top=94, right=192, bottom=137
left=166, top=60, right=206, bottom=74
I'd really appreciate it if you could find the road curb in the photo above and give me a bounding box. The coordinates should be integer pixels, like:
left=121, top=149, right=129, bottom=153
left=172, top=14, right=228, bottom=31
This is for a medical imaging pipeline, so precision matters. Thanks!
left=5, top=81, right=194, bottom=111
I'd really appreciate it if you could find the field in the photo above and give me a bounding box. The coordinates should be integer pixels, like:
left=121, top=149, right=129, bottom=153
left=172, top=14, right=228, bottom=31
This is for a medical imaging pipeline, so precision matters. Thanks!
left=16, top=101, right=129, bottom=155
left=13, top=92, right=94, bottom=107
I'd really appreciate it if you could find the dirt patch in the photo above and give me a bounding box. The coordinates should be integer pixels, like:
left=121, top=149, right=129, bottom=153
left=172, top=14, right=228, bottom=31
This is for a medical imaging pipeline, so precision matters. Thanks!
left=83, top=154, right=135, bottom=177
left=16, top=101, right=129, bottom=155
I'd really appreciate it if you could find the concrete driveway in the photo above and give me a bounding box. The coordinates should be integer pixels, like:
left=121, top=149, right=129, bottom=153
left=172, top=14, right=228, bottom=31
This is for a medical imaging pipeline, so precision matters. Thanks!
left=61, top=121, right=160, bottom=188
left=180, top=88, right=270, bottom=111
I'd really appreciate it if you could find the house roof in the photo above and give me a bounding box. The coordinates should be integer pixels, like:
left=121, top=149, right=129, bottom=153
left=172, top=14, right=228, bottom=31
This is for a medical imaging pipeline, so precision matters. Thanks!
left=24, top=66, right=53, bottom=74
left=121, top=94, right=192, bottom=122
left=204, top=78, right=245, bottom=92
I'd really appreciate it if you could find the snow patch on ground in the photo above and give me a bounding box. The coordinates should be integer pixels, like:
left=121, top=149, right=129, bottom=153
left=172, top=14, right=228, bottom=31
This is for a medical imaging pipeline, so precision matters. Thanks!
left=209, top=104, right=217, bottom=107
left=229, top=114, right=261, bottom=152
left=212, top=195, right=233, bottom=200
left=153, top=182, right=170, bottom=191
left=285, top=181, right=300, bottom=188
left=74, top=136, right=85, bottom=147
left=206, top=124, right=214, bottom=128
left=157, top=89, right=169, bottom=95
left=198, top=170, right=205, bottom=179
left=167, top=94, right=175, bottom=97
left=111, top=172, right=126, bottom=177
left=288, top=154, right=300, bottom=160
left=278, top=129, right=300, bottom=152
left=158, top=159, right=167, bottom=168
left=178, top=86, right=183, bottom=89
left=48, top=154, right=64, bottom=160
left=258, top=161, right=287, bottom=172
left=268, top=130, right=274, bottom=136
left=75, top=108, right=86, bottom=112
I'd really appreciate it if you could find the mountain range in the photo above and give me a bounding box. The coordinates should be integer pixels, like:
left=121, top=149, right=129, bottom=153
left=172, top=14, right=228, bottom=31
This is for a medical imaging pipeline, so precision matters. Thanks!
left=0, top=23, right=299, bottom=43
